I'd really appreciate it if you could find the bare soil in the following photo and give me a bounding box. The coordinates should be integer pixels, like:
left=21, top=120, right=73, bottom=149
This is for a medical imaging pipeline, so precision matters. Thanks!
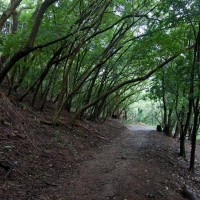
left=60, top=125, right=200, bottom=200
left=0, top=94, right=200, bottom=200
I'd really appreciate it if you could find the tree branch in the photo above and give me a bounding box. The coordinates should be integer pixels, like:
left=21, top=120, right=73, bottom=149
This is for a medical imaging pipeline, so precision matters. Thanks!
left=0, top=0, right=22, bottom=31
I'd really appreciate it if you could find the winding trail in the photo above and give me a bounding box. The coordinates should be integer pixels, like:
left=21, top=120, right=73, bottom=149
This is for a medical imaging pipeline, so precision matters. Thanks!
left=63, top=125, right=185, bottom=200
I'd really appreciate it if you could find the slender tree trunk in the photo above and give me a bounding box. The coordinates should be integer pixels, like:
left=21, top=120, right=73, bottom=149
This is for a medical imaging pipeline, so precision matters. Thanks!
left=189, top=110, right=199, bottom=172
left=188, top=124, right=193, bottom=140
left=174, top=122, right=180, bottom=138
left=65, top=97, right=72, bottom=112
left=165, top=108, right=173, bottom=136
left=180, top=60, right=195, bottom=157
left=0, top=0, right=22, bottom=31
left=190, top=23, right=200, bottom=171
left=180, top=127, right=186, bottom=158
left=83, top=67, right=101, bottom=105
left=40, top=69, right=57, bottom=111
left=124, top=109, right=127, bottom=120
left=161, top=70, right=167, bottom=130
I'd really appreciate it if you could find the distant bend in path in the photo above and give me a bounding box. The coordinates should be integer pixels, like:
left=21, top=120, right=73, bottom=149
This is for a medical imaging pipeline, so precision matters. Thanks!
left=127, top=124, right=155, bottom=131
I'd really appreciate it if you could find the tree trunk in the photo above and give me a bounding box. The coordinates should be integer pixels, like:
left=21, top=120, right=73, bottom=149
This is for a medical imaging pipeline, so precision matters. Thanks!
left=188, top=124, right=193, bottom=140
left=174, top=122, right=180, bottom=138
left=0, top=0, right=22, bottom=31
left=65, top=97, right=72, bottom=112
left=156, top=125, right=162, bottom=132
left=164, top=108, right=173, bottom=136
left=124, top=109, right=127, bottom=120
left=180, top=129, right=186, bottom=159
left=189, top=111, right=199, bottom=172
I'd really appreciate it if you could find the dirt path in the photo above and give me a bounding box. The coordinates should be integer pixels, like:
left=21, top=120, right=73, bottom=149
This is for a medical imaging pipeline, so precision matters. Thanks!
left=60, top=125, right=191, bottom=200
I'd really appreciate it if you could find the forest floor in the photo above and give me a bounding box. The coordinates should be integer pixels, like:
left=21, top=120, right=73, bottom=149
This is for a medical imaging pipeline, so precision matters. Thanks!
left=0, top=94, right=200, bottom=199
